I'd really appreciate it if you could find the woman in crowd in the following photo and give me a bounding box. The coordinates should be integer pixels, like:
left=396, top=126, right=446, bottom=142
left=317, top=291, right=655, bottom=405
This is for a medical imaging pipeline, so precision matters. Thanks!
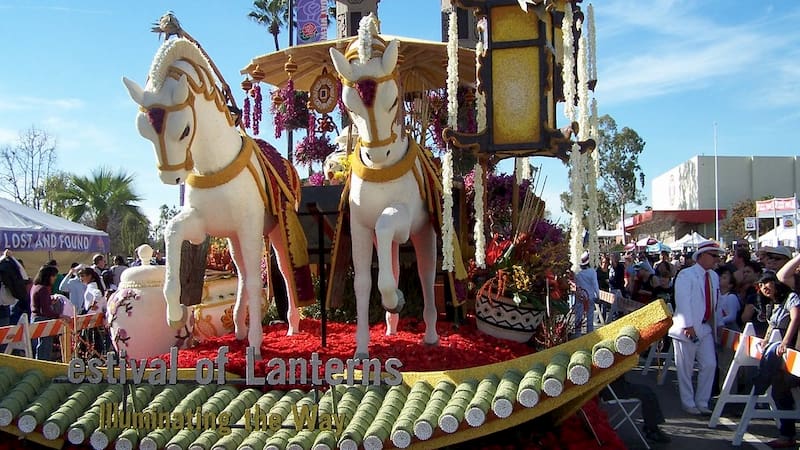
left=740, top=260, right=769, bottom=337
left=30, top=265, right=66, bottom=361
left=751, top=271, right=800, bottom=448
left=78, top=267, right=108, bottom=354
left=716, top=265, right=740, bottom=331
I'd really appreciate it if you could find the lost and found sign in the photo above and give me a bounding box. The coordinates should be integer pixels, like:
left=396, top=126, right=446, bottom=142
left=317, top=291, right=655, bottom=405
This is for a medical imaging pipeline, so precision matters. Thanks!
left=1, top=230, right=109, bottom=253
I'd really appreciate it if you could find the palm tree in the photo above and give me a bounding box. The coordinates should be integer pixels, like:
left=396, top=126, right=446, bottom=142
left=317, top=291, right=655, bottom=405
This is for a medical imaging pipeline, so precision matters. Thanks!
left=248, top=0, right=289, bottom=51
left=57, top=168, right=147, bottom=233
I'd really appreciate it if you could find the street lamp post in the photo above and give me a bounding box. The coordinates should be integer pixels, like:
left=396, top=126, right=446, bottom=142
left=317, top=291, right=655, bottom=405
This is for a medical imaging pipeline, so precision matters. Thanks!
left=714, top=122, right=719, bottom=243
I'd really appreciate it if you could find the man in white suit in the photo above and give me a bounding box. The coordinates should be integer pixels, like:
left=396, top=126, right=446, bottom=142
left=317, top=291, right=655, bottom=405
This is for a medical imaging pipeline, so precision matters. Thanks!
left=668, top=240, right=722, bottom=415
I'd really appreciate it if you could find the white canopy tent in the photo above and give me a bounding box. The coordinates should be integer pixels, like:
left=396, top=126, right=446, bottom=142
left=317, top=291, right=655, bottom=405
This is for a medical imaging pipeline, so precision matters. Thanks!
left=668, top=231, right=707, bottom=249
left=0, top=198, right=110, bottom=269
left=758, top=225, right=798, bottom=249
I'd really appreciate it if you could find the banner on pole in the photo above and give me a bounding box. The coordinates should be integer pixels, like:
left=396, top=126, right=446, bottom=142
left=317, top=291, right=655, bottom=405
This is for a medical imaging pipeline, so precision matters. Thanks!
left=744, top=217, right=756, bottom=231
left=296, top=0, right=326, bottom=44
left=755, top=197, right=798, bottom=219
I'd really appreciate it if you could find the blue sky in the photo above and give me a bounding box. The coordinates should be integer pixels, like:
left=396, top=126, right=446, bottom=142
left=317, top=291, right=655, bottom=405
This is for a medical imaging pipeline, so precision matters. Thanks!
left=1, top=0, right=798, bottom=229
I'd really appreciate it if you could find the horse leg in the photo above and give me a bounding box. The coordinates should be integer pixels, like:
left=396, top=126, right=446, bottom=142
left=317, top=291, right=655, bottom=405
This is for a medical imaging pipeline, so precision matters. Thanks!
left=410, top=222, right=440, bottom=346
left=226, top=236, right=248, bottom=341
left=351, top=221, right=374, bottom=360
left=163, top=211, right=204, bottom=329
left=227, top=232, right=266, bottom=358
left=267, top=223, right=300, bottom=336
left=375, top=205, right=410, bottom=313
left=385, top=243, right=400, bottom=336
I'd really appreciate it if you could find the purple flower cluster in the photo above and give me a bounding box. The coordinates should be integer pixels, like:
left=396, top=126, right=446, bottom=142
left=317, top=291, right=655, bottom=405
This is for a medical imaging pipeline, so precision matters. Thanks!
left=427, top=87, right=478, bottom=153
left=464, top=170, right=532, bottom=234
left=270, top=79, right=309, bottom=139
left=242, top=96, right=250, bottom=129
left=295, top=133, right=336, bottom=167
left=252, top=85, right=262, bottom=136
left=307, top=171, right=326, bottom=186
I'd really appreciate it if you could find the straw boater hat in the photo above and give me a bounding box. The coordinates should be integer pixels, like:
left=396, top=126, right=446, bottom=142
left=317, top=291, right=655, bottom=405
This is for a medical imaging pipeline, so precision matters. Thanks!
left=692, top=240, right=723, bottom=261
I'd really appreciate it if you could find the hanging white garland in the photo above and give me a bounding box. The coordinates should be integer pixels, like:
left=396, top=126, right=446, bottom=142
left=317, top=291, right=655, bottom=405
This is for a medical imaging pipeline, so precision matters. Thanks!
left=442, top=6, right=459, bottom=272
left=587, top=97, right=601, bottom=267
left=568, top=146, right=585, bottom=272
left=588, top=4, right=597, bottom=82
left=473, top=162, right=486, bottom=268
left=562, top=7, right=576, bottom=123
left=472, top=37, right=487, bottom=268
left=475, top=41, right=487, bottom=132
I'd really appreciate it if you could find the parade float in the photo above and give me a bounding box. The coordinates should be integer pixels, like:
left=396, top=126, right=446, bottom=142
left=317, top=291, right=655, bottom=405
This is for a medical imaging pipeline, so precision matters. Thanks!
left=0, top=2, right=672, bottom=449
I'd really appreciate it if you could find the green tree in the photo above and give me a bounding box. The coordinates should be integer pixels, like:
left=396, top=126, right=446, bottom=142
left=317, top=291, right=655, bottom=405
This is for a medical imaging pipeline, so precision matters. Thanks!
left=57, top=168, right=148, bottom=251
left=248, top=0, right=289, bottom=51
left=40, top=172, right=73, bottom=216
left=721, top=199, right=754, bottom=243
left=117, top=213, right=151, bottom=257
left=560, top=187, right=618, bottom=230
left=152, top=204, right=180, bottom=252
left=596, top=114, right=646, bottom=239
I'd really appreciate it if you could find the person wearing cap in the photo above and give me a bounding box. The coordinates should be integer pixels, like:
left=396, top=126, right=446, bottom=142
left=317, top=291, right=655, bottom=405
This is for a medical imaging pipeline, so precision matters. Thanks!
left=628, top=262, right=660, bottom=304
left=668, top=239, right=723, bottom=416
left=574, top=252, right=600, bottom=335
left=762, top=246, right=793, bottom=274
left=750, top=271, right=800, bottom=448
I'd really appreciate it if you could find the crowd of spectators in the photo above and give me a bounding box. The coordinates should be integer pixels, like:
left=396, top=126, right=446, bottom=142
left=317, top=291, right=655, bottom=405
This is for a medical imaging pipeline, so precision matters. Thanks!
left=581, top=242, right=800, bottom=447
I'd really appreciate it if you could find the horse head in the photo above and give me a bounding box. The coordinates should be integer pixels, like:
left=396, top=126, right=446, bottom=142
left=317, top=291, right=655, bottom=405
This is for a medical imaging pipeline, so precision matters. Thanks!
left=123, top=38, right=235, bottom=185
left=330, top=14, right=404, bottom=166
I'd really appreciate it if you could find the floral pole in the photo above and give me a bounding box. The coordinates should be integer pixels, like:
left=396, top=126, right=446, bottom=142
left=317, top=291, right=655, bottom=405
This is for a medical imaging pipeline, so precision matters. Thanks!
left=578, top=17, right=600, bottom=269
left=563, top=6, right=585, bottom=272
left=442, top=6, right=459, bottom=272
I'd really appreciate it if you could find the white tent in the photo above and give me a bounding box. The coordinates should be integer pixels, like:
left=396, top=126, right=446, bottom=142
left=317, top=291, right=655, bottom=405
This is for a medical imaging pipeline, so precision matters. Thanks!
left=669, top=231, right=707, bottom=249
left=758, top=225, right=798, bottom=249
left=0, top=198, right=110, bottom=268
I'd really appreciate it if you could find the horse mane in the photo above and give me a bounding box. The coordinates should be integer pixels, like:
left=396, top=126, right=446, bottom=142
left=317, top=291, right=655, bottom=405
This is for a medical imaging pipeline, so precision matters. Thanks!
left=146, top=37, right=215, bottom=93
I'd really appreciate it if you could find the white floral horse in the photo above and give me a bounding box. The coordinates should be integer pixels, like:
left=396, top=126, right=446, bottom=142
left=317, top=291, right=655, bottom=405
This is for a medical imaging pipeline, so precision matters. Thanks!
left=123, top=38, right=314, bottom=358
left=330, top=16, right=441, bottom=358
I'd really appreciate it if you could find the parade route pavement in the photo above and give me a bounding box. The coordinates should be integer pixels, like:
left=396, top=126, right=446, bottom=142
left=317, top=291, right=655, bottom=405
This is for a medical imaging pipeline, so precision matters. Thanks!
left=611, top=363, right=783, bottom=449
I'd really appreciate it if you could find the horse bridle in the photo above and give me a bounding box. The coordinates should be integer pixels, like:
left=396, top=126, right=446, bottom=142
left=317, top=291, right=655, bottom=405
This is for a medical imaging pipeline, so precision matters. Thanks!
left=141, top=61, right=236, bottom=173
left=340, top=71, right=400, bottom=148
left=140, top=89, right=197, bottom=172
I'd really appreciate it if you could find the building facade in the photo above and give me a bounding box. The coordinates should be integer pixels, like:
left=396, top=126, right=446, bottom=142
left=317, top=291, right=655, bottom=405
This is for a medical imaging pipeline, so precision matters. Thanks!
left=628, top=155, right=800, bottom=247
left=652, top=155, right=800, bottom=211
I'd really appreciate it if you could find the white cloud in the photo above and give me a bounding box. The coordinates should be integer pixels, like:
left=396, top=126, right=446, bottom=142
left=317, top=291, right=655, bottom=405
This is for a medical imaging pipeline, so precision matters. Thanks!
left=595, top=0, right=798, bottom=107
left=0, top=96, right=84, bottom=112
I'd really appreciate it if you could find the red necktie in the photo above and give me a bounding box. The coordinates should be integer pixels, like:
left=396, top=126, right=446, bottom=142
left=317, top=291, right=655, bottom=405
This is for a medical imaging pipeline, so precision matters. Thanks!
left=704, top=271, right=712, bottom=322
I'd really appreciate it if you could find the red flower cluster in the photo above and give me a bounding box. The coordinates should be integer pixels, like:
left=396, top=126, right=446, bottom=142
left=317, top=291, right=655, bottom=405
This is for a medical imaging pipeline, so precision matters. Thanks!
left=159, top=316, right=535, bottom=379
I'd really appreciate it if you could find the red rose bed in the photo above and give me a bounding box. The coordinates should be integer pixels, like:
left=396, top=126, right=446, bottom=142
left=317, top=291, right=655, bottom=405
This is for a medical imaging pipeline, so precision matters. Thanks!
left=143, top=316, right=626, bottom=450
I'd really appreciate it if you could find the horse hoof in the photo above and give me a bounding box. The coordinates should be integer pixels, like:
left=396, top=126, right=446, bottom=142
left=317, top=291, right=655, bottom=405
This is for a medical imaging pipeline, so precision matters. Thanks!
left=167, top=319, right=184, bottom=330
left=384, top=290, right=405, bottom=314
left=423, top=338, right=440, bottom=347
left=354, top=351, right=369, bottom=360
left=167, top=306, right=187, bottom=330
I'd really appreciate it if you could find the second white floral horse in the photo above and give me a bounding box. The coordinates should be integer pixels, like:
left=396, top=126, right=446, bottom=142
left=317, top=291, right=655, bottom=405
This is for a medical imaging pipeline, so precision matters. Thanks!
left=330, top=16, right=440, bottom=359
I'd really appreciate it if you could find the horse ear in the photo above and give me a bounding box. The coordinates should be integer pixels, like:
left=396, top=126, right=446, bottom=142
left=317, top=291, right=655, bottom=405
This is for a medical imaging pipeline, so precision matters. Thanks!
left=329, top=48, right=353, bottom=82
left=381, top=40, right=399, bottom=75
left=122, top=77, right=145, bottom=106
left=172, top=74, right=190, bottom=105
